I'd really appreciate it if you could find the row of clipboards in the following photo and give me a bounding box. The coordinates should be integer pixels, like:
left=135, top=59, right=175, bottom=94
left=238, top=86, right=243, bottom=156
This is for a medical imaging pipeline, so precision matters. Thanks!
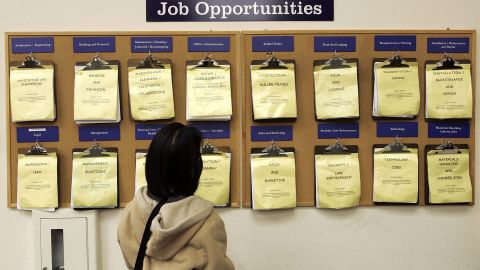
left=10, top=52, right=234, bottom=123
left=9, top=51, right=472, bottom=123
left=250, top=138, right=472, bottom=210
left=17, top=139, right=233, bottom=210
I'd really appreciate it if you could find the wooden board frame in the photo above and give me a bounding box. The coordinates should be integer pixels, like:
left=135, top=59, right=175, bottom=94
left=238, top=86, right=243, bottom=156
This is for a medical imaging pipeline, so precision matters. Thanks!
left=241, top=30, right=476, bottom=207
left=5, top=31, right=242, bottom=208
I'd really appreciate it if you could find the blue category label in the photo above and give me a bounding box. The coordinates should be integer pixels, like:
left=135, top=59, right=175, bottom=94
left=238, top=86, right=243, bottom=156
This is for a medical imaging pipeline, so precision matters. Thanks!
left=251, top=126, right=293, bottom=141
left=377, top=122, right=418, bottom=137
left=318, top=123, right=359, bottom=139
left=314, top=36, right=356, bottom=52
left=135, top=124, right=165, bottom=140
left=252, top=36, right=294, bottom=52
left=78, top=125, right=120, bottom=141
left=189, top=122, right=230, bottom=139
left=16, top=126, right=59, bottom=143
left=427, top=37, right=470, bottom=53
left=188, top=37, right=230, bottom=52
left=428, top=122, right=470, bottom=138
left=374, top=35, right=417, bottom=51
left=11, top=37, right=54, bottom=54
left=131, top=37, right=173, bottom=53
left=73, top=37, right=116, bottom=53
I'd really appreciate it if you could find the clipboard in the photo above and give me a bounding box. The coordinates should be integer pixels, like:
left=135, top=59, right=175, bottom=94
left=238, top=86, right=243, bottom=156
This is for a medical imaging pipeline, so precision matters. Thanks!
left=372, top=140, right=419, bottom=205
left=199, top=140, right=232, bottom=207
left=424, top=142, right=471, bottom=205
left=314, top=142, right=360, bottom=209
left=372, top=55, right=418, bottom=120
left=17, top=144, right=59, bottom=210
left=424, top=55, right=472, bottom=121
left=250, top=55, right=297, bottom=122
left=71, top=145, right=119, bottom=209
left=74, top=54, right=122, bottom=124
left=127, top=56, right=174, bottom=121
left=9, top=54, right=57, bottom=122
left=250, top=143, right=296, bottom=210
left=313, top=56, right=360, bottom=121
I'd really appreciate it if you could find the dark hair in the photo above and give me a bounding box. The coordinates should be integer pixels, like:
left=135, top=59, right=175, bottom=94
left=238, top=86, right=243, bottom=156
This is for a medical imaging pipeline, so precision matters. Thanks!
left=145, top=122, right=203, bottom=199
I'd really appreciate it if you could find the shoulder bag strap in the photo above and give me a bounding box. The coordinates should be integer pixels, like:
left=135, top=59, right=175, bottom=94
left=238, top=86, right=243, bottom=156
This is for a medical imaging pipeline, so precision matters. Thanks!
left=134, top=198, right=167, bottom=270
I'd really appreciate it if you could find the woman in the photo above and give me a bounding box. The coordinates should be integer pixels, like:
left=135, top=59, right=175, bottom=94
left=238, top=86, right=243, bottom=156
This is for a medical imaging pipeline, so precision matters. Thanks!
left=118, top=122, right=235, bottom=270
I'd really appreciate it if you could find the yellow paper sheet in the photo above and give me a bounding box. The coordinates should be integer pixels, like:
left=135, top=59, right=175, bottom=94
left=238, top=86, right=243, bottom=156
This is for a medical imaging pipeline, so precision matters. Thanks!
left=17, top=153, right=58, bottom=209
left=135, top=152, right=147, bottom=190
left=195, top=153, right=231, bottom=206
left=315, top=153, right=361, bottom=209
left=128, top=65, right=175, bottom=120
left=314, top=63, right=359, bottom=119
left=74, top=66, right=119, bottom=121
left=251, top=64, right=297, bottom=119
left=427, top=149, right=472, bottom=203
left=186, top=65, right=232, bottom=119
left=9, top=65, right=55, bottom=122
left=375, top=62, right=420, bottom=117
left=426, top=64, right=472, bottom=119
left=71, top=152, right=118, bottom=208
left=373, top=148, right=418, bottom=203
left=251, top=152, right=296, bottom=210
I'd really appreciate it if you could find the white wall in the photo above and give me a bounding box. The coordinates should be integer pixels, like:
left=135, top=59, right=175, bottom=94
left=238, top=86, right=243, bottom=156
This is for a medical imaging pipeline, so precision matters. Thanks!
left=1, top=1, right=480, bottom=269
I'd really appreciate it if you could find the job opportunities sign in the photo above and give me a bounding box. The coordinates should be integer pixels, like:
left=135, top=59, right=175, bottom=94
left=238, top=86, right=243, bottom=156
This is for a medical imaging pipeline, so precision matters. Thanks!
left=147, top=0, right=334, bottom=21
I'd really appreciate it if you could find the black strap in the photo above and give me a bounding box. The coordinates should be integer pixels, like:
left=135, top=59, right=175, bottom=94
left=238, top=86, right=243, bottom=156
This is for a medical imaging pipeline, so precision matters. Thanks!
left=134, top=198, right=167, bottom=270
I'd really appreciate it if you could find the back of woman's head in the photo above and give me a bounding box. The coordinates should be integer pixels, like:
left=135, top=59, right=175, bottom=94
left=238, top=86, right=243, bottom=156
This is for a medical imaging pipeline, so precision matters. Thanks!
left=145, top=122, right=203, bottom=199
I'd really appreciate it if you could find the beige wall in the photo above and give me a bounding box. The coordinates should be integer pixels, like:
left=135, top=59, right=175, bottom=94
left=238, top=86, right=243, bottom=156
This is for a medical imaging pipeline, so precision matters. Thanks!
left=1, top=0, right=480, bottom=269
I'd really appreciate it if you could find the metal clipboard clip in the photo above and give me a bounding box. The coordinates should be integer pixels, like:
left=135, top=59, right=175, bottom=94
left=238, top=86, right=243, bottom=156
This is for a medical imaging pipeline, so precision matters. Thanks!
left=201, top=139, right=221, bottom=155
left=260, top=140, right=288, bottom=157
left=26, top=141, right=48, bottom=155
left=260, top=52, right=288, bottom=70
left=433, top=53, right=462, bottom=70
left=323, top=51, right=351, bottom=69
left=324, top=139, right=351, bottom=155
left=381, top=136, right=410, bottom=153
left=195, top=53, right=221, bottom=68
left=136, top=52, right=165, bottom=69
left=81, top=141, right=109, bottom=157
left=83, top=53, right=111, bottom=70
left=18, top=53, right=44, bottom=69
left=435, top=139, right=461, bottom=155
left=382, top=51, right=409, bottom=68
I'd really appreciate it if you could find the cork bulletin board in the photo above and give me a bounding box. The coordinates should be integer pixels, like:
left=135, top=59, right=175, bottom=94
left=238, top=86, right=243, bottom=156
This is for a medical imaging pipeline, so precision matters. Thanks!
left=5, top=31, right=242, bottom=208
left=5, top=30, right=476, bottom=209
left=241, top=30, right=476, bottom=207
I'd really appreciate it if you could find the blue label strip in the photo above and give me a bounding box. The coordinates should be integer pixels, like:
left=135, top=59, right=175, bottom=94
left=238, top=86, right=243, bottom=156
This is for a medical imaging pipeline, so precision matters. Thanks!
left=188, top=122, right=230, bottom=139
left=427, top=37, right=470, bottom=53
left=16, top=126, right=59, bottom=143
left=188, top=37, right=230, bottom=52
left=251, top=126, right=293, bottom=141
left=314, top=36, right=356, bottom=52
left=318, top=123, right=359, bottom=139
left=131, top=37, right=173, bottom=53
left=135, top=124, right=165, bottom=140
left=11, top=37, right=54, bottom=54
left=428, top=122, right=470, bottom=138
left=78, top=125, right=120, bottom=141
left=73, top=37, right=116, bottom=53
left=377, top=122, right=418, bottom=137
left=252, top=36, right=294, bottom=52
left=374, top=35, right=417, bottom=51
